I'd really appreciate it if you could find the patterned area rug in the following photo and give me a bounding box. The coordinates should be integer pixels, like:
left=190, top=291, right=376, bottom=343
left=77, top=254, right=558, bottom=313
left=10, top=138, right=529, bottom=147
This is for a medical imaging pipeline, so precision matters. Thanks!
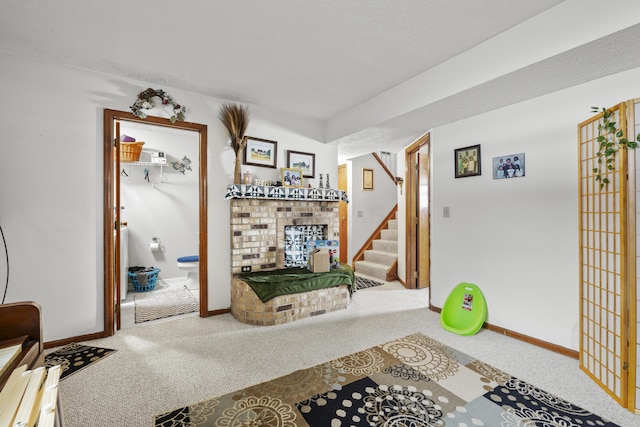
left=135, top=287, right=199, bottom=324
left=45, top=343, right=116, bottom=380
left=154, top=332, right=620, bottom=426
left=354, top=275, right=384, bottom=290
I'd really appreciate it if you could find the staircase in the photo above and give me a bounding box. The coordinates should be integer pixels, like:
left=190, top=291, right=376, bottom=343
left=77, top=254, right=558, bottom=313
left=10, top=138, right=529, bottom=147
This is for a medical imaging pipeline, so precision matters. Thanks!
left=354, top=218, right=398, bottom=282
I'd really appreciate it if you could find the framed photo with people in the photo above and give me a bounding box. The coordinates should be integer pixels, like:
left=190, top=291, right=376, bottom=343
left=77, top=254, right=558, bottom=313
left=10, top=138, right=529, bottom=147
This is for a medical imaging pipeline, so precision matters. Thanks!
left=454, top=144, right=481, bottom=178
left=280, top=167, right=304, bottom=188
left=493, top=152, right=525, bottom=179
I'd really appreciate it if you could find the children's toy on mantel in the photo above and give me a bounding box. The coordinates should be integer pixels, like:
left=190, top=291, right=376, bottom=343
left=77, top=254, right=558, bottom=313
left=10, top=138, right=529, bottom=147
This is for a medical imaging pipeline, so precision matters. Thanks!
left=307, top=239, right=340, bottom=270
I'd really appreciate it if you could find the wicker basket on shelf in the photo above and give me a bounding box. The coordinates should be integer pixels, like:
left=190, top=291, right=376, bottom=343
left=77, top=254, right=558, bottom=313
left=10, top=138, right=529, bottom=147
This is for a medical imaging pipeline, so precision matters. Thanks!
left=120, top=141, right=145, bottom=162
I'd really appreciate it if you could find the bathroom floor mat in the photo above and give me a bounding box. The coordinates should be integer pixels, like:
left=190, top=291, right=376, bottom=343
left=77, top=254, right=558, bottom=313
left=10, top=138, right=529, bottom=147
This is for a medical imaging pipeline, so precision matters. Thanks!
left=45, top=343, right=116, bottom=380
left=134, top=287, right=199, bottom=323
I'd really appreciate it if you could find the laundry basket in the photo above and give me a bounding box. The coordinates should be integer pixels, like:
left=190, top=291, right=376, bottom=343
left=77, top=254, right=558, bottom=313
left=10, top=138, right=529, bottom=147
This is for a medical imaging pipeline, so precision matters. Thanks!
left=120, top=141, right=145, bottom=162
left=128, top=267, right=160, bottom=292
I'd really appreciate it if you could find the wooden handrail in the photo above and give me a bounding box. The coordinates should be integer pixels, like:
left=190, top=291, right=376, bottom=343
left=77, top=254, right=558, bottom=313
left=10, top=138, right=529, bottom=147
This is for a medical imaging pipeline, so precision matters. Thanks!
left=372, top=152, right=398, bottom=184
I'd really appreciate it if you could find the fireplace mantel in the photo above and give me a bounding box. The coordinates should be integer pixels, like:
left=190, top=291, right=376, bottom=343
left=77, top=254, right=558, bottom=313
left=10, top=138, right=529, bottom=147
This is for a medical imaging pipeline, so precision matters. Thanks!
left=225, top=184, right=348, bottom=203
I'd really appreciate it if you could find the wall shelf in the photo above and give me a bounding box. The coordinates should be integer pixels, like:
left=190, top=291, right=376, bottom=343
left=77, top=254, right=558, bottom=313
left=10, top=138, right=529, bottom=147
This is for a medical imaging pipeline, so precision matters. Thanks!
left=120, top=161, right=166, bottom=167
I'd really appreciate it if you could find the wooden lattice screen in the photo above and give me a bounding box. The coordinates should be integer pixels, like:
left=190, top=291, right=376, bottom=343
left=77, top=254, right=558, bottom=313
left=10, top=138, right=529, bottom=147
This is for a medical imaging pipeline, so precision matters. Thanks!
left=578, top=102, right=629, bottom=407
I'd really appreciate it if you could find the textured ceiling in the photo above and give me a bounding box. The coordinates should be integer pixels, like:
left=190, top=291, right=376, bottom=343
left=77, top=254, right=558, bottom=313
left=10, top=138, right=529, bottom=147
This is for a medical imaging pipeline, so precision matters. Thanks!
left=0, top=0, right=613, bottom=160
left=333, top=22, right=640, bottom=159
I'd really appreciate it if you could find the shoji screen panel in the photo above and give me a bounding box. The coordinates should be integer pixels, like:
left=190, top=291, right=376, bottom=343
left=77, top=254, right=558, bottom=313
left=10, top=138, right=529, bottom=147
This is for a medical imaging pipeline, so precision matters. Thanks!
left=630, top=99, right=640, bottom=413
left=578, top=102, right=629, bottom=407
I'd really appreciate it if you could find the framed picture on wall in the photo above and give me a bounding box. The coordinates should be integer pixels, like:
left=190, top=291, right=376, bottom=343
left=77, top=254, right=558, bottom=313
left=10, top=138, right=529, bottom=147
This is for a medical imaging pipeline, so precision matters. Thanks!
left=362, top=168, right=374, bottom=190
left=493, top=152, right=525, bottom=179
left=243, top=136, right=278, bottom=168
left=454, top=144, right=481, bottom=178
left=281, top=168, right=304, bottom=188
left=286, top=150, right=315, bottom=178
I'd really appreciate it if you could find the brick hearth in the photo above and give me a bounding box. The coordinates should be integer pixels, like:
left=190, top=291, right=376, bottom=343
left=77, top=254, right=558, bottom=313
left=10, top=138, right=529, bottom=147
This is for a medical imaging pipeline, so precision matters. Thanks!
left=231, top=277, right=349, bottom=325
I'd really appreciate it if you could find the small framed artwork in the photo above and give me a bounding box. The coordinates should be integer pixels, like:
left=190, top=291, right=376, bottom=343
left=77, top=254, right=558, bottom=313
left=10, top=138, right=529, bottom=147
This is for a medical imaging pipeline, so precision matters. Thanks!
left=454, top=144, right=481, bottom=178
left=287, top=150, right=315, bottom=178
left=362, top=168, right=374, bottom=190
left=281, top=168, right=304, bottom=188
left=493, top=153, right=525, bottom=179
left=244, top=136, right=278, bottom=168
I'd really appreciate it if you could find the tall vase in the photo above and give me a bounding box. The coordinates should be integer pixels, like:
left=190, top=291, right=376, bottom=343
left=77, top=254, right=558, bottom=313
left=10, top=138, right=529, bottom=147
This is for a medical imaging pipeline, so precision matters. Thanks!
left=234, top=149, right=243, bottom=184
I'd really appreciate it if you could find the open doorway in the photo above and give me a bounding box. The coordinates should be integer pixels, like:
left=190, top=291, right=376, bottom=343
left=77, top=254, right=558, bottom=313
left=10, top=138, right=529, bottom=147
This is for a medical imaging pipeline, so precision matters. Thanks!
left=103, top=109, right=208, bottom=335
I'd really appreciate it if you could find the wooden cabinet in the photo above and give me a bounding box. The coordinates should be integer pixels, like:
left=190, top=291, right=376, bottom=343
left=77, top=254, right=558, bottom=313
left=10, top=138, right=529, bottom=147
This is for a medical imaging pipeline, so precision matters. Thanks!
left=0, top=301, right=64, bottom=426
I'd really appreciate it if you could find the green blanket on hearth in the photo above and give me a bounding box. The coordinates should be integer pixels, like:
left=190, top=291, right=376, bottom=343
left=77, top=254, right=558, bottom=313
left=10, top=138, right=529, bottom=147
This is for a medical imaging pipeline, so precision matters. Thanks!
left=238, top=264, right=355, bottom=303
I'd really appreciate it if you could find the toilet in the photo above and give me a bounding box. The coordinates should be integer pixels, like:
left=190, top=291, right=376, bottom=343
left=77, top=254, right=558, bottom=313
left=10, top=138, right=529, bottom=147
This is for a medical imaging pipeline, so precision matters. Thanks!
left=177, top=255, right=199, bottom=290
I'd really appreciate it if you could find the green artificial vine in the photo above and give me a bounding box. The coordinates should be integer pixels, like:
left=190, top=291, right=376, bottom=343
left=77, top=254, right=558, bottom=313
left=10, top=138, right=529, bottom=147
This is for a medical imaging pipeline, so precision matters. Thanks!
left=591, top=106, right=640, bottom=189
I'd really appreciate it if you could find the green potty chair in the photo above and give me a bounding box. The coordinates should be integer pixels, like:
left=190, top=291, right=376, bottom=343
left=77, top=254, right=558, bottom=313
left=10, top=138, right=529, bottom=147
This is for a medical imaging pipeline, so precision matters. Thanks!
left=440, top=282, right=487, bottom=336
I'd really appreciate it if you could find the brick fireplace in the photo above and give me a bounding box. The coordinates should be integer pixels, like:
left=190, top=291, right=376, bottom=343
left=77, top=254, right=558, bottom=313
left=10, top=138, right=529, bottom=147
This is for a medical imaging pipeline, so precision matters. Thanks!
left=226, top=184, right=349, bottom=325
left=227, top=185, right=346, bottom=274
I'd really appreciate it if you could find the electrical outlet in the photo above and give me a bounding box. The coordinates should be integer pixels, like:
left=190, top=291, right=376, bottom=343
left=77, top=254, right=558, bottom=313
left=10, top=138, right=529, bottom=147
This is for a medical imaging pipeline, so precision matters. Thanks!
left=241, top=266, right=252, bottom=272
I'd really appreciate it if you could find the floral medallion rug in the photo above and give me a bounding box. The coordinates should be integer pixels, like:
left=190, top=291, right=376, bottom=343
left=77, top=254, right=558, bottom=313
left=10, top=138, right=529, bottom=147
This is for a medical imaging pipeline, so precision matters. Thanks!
left=154, top=332, right=620, bottom=426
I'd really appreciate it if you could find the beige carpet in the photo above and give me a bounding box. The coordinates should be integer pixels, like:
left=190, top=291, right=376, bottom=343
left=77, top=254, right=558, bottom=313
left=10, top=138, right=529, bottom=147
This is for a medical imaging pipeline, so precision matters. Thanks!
left=134, top=287, right=198, bottom=323
left=58, top=282, right=640, bottom=427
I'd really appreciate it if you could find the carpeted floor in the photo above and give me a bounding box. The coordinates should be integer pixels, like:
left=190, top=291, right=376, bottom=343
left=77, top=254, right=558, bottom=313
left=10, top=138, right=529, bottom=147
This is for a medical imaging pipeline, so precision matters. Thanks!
left=354, top=275, right=384, bottom=290
left=153, top=332, right=620, bottom=426
left=134, top=287, right=199, bottom=323
left=44, top=343, right=116, bottom=380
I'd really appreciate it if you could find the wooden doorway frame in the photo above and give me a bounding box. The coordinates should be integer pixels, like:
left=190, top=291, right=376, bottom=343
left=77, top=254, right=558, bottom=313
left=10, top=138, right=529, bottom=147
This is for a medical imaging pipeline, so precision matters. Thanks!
left=404, top=133, right=430, bottom=289
left=338, top=164, right=348, bottom=265
left=103, top=109, right=208, bottom=335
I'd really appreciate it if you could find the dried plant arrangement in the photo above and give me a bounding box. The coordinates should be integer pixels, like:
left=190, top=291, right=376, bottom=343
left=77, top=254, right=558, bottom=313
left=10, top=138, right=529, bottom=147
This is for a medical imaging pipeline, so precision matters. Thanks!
left=218, top=103, right=250, bottom=183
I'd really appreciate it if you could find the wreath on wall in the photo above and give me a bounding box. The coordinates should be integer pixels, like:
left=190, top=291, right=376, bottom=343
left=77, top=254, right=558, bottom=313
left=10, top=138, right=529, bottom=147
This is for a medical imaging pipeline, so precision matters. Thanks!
left=130, top=88, right=186, bottom=123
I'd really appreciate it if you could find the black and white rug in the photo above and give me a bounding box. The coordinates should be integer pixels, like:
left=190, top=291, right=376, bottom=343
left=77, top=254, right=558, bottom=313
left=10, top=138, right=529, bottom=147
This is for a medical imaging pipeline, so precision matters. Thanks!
left=355, top=275, right=385, bottom=290
left=45, top=343, right=116, bottom=380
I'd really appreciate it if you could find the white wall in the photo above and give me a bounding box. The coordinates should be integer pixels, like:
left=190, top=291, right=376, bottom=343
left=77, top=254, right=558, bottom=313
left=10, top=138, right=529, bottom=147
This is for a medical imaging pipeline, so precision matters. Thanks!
left=120, top=122, right=200, bottom=280
left=0, top=52, right=336, bottom=342
left=347, top=154, right=397, bottom=262
left=423, top=66, right=640, bottom=350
